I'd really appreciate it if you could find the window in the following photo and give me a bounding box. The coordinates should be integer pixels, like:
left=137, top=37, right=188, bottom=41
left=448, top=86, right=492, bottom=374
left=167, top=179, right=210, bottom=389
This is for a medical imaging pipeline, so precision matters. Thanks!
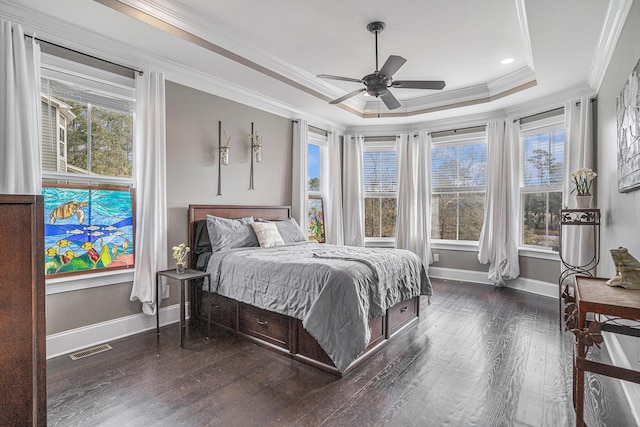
left=363, top=142, right=397, bottom=240
left=431, top=134, right=487, bottom=241
left=520, top=119, right=564, bottom=249
left=307, top=132, right=326, bottom=242
left=40, top=53, right=136, bottom=279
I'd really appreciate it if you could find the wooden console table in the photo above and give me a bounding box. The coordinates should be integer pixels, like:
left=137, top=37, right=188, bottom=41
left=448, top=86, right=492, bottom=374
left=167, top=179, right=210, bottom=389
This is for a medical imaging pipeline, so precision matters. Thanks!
left=569, top=276, right=640, bottom=427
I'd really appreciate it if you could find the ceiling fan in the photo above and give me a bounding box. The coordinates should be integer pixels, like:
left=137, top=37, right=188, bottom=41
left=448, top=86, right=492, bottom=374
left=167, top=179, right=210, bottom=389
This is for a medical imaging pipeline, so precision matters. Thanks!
left=317, top=21, right=446, bottom=110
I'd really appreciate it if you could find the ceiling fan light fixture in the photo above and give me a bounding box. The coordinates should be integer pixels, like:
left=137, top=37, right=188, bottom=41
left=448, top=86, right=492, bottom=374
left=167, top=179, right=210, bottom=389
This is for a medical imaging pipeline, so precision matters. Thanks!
left=317, top=21, right=446, bottom=111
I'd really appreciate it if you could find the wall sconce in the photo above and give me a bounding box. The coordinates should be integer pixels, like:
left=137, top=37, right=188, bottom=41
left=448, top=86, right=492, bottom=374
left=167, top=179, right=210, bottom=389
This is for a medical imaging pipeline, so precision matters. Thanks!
left=221, top=130, right=231, bottom=165
left=249, top=122, right=262, bottom=190
left=252, top=133, right=262, bottom=163
left=217, top=120, right=230, bottom=196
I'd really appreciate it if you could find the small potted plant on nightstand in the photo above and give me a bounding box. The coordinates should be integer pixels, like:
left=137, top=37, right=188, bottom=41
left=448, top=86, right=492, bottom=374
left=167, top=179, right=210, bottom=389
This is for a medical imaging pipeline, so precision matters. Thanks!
left=172, top=243, right=190, bottom=274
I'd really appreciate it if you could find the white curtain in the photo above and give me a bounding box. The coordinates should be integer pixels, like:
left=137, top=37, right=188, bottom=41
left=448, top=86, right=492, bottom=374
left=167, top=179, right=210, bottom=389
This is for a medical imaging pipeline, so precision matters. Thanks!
left=563, top=97, right=594, bottom=273
left=342, top=135, right=365, bottom=246
left=396, top=132, right=432, bottom=266
left=292, top=119, right=309, bottom=235
left=130, top=71, right=167, bottom=315
left=0, top=21, right=41, bottom=194
left=478, top=119, right=520, bottom=286
left=325, top=130, right=344, bottom=245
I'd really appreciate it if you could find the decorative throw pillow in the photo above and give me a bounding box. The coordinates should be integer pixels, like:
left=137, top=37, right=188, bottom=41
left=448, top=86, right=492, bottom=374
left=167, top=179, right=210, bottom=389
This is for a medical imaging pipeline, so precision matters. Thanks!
left=206, top=214, right=257, bottom=252
left=256, top=217, right=307, bottom=243
left=251, top=222, right=285, bottom=247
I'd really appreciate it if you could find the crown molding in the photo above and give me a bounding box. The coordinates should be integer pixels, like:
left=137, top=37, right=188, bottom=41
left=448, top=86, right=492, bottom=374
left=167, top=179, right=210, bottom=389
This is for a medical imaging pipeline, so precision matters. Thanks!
left=362, top=67, right=536, bottom=117
left=514, top=0, right=535, bottom=71
left=588, top=0, right=633, bottom=93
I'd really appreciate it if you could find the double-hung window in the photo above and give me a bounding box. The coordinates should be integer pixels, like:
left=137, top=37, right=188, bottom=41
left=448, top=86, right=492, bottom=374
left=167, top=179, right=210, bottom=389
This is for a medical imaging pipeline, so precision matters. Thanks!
left=41, top=52, right=136, bottom=282
left=431, top=133, right=487, bottom=241
left=307, top=131, right=327, bottom=242
left=363, top=142, right=397, bottom=242
left=519, top=117, right=564, bottom=248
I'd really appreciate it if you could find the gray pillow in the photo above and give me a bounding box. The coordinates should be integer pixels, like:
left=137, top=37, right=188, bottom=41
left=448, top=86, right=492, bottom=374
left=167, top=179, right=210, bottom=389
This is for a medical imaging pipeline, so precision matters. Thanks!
left=256, top=217, right=307, bottom=243
left=206, top=214, right=258, bottom=252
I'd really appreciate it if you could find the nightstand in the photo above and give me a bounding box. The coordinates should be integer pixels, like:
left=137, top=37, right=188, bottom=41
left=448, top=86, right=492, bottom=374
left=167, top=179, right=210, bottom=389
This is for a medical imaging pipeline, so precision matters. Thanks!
left=155, top=268, right=211, bottom=347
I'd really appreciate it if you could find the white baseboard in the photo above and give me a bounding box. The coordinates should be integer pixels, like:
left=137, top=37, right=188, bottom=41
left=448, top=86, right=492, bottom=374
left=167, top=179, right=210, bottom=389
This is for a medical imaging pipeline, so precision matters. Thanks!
left=428, top=266, right=558, bottom=299
left=46, top=303, right=185, bottom=359
left=602, top=332, right=640, bottom=426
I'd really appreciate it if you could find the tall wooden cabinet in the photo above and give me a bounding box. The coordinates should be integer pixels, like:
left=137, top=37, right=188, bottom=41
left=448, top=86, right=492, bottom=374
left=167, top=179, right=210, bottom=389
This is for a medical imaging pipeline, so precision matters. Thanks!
left=0, top=195, right=46, bottom=426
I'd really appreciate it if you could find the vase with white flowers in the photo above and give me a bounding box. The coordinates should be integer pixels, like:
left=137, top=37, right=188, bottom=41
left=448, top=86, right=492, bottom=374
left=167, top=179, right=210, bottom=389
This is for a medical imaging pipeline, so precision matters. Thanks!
left=571, top=167, right=597, bottom=209
left=172, top=243, right=190, bottom=274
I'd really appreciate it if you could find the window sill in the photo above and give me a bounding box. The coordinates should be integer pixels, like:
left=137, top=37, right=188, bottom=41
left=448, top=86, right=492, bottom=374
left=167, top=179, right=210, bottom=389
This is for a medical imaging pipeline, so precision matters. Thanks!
left=431, top=240, right=479, bottom=252
left=46, top=269, right=135, bottom=295
left=365, top=239, right=395, bottom=248
left=431, top=240, right=560, bottom=261
left=517, top=247, right=560, bottom=261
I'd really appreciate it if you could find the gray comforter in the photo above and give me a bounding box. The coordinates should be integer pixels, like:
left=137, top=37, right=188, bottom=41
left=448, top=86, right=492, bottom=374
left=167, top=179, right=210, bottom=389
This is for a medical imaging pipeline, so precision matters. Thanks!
left=204, top=242, right=432, bottom=372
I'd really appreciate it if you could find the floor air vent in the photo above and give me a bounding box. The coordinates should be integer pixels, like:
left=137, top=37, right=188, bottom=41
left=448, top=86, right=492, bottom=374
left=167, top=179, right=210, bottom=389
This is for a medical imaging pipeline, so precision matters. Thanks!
left=69, top=344, right=113, bottom=360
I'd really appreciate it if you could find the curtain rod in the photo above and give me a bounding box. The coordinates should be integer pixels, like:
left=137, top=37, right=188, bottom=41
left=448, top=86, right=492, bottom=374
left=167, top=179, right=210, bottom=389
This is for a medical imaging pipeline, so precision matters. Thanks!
left=513, top=106, right=564, bottom=123
left=25, top=34, right=143, bottom=76
left=428, top=124, right=486, bottom=136
left=512, top=98, right=595, bottom=123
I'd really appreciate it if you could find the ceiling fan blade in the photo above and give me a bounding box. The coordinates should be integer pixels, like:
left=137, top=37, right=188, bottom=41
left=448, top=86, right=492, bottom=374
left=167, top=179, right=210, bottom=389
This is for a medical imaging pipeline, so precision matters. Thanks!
left=330, top=88, right=367, bottom=104
left=392, top=80, right=446, bottom=90
left=380, top=90, right=401, bottom=110
left=378, top=55, right=406, bottom=78
left=317, top=74, right=364, bottom=84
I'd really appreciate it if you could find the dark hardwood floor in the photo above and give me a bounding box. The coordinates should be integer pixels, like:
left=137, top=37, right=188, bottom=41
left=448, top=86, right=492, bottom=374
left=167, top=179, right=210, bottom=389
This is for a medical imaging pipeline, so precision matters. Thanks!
left=47, top=279, right=637, bottom=426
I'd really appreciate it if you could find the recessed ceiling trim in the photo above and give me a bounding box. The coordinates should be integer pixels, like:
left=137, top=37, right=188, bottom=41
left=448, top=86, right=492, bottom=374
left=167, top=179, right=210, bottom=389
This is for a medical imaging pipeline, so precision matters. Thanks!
left=362, top=80, right=537, bottom=119
left=93, top=0, right=364, bottom=118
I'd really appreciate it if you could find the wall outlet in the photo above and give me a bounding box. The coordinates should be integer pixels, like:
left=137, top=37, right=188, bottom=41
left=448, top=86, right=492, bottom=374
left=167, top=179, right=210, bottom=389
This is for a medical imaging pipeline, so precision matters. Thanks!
left=433, top=253, right=440, bottom=262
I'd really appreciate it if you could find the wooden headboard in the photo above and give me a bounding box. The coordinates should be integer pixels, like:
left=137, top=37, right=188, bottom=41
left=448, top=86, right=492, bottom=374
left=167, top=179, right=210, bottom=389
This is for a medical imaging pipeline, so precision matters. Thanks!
left=187, top=204, right=291, bottom=268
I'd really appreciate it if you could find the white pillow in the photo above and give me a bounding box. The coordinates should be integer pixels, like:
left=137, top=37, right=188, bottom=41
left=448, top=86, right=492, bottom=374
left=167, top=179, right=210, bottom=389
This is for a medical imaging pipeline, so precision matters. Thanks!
left=251, top=222, right=285, bottom=247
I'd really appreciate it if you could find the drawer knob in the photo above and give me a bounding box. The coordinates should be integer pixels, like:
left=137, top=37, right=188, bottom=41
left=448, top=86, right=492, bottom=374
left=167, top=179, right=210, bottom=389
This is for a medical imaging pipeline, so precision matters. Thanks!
left=256, top=319, right=269, bottom=327
left=211, top=304, right=220, bottom=309
left=399, top=306, right=408, bottom=313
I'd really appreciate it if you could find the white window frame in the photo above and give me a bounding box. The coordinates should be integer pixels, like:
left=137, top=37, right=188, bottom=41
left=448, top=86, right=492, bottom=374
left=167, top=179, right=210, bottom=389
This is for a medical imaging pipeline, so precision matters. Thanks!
left=363, top=140, right=397, bottom=245
left=41, top=53, right=137, bottom=293
left=307, top=132, right=327, bottom=198
left=518, top=115, right=565, bottom=253
left=430, top=132, right=487, bottom=244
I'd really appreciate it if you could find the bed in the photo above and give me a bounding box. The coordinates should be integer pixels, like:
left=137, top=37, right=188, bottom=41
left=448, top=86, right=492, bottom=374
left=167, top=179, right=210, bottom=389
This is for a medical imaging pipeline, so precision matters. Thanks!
left=188, top=204, right=432, bottom=376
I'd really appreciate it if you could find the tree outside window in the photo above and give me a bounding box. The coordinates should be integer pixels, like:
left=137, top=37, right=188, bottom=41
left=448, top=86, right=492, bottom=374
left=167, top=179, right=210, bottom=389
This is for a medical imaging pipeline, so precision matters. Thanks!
left=520, top=126, right=564, bottom=248
left=431, top=138, right=486, bottom=241
left=363, top=147, right=397, bottom=240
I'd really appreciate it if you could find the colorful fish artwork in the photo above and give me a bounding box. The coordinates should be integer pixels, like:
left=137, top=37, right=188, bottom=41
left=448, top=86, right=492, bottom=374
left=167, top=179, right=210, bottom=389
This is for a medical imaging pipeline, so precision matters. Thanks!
left=43, top=185, right=135, bottom=276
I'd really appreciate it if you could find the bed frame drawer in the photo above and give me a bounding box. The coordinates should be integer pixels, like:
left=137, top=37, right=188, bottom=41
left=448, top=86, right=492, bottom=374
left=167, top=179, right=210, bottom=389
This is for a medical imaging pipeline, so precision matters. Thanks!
left=366, top=315, right=385, bottom=350
left=206, top=293, right=237, bottom=331
left=239, top=304, right=290, bottom=349
left=387, top=296, right=418, bottom=336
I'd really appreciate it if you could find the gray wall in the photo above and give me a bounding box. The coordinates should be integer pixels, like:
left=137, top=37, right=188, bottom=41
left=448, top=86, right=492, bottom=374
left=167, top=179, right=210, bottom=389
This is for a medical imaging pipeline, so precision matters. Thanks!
left=431, top=249, right=559, bottom=284
left=595, top=0, right=640, bottom=369
left=46, top=282, right=140, bottom=334
left=165, top=80, right=293, bottom=256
